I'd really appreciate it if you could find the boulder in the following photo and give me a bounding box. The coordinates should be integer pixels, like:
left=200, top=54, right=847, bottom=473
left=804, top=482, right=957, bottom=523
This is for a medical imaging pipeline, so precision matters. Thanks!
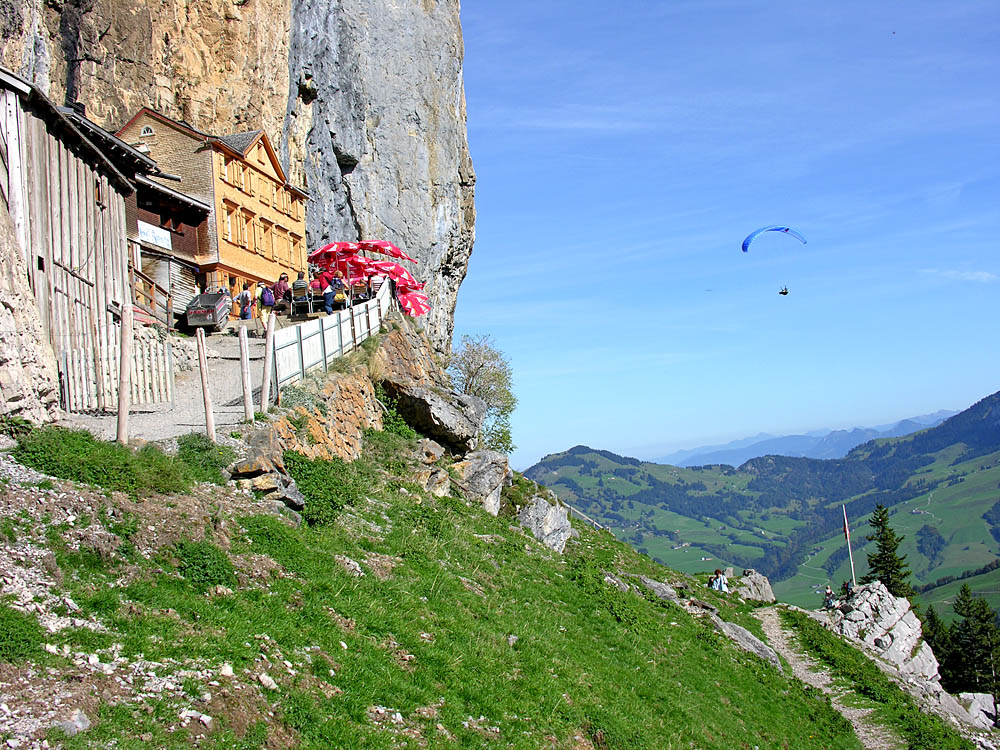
left=388, top=385, right=485, bottom=454
left=959, top=693, right=997, bottom=730
left=452, top=450, right=508, bottom=515
left=735, top=569, right=775, bottom=603
left=229, top=454, right=279, bottom=479
left=711, top=617, right=782, bottom=671
left=640, top=576, right=678, bottom=603
left=411, top=466, right=450, bottom=497
left=517, top=495, right=573, bottom=554
left=415, top=438, right=446, bottom=464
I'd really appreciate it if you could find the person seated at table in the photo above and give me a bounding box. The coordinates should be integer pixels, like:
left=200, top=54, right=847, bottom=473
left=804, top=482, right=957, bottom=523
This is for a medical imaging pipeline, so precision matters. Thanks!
left=331, top=271, right=350, bottom=309
left=273, top=273, right=291, bottom=302
left=290, top=271, right=311, bottom=313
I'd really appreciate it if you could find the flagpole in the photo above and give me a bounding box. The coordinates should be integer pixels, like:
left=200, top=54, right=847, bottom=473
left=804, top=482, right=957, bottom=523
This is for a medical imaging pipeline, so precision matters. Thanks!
left=843, top=504, right=857, bottom=587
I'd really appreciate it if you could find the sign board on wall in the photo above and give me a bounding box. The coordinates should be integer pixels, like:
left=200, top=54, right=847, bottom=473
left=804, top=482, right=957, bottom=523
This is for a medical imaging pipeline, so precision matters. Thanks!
left=138, top=220, right=172, bottom=250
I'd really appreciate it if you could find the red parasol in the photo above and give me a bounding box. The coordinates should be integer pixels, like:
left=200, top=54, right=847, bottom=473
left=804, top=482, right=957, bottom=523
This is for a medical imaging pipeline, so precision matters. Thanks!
left=358, top=240, right=417, bottom=264
left=308, top=241, right=361, bottom=263
left=397, top=291, right=430, bottom=317
left=370, top=260, right=421, bottom=289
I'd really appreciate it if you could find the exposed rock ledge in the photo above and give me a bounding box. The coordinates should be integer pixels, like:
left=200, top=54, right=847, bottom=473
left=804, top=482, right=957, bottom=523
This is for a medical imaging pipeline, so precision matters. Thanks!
left=826, top=581, right=992, bottom=732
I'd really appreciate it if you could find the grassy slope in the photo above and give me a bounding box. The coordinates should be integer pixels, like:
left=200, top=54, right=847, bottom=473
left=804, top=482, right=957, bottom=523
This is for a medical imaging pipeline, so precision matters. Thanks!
left=1, top=429, right=868, bottom=750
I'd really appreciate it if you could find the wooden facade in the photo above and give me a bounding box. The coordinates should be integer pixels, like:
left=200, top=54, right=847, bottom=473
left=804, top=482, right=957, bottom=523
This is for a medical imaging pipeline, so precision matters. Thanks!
left=0, top=67, right=172, bottom=412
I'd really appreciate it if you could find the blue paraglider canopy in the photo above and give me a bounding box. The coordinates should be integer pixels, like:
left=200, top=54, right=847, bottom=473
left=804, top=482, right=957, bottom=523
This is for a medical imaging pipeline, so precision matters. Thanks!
left=741, top=226, right=807, bottom=253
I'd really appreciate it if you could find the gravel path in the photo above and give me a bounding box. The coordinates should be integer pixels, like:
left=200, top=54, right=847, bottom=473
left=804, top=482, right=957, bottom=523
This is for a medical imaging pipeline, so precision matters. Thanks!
left=59, top=320, right=271, bottom=443
left=755, top=607, right=904, bottom=750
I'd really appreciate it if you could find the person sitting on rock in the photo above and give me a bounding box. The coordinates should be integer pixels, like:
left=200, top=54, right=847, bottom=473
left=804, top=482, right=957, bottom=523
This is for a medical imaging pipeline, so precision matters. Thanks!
left=823, top=585, right=835, bottom=609
left=709, top=569, right=729, bottom=593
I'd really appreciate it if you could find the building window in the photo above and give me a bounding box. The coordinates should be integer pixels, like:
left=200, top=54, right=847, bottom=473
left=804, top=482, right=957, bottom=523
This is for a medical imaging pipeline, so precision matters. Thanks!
left=140, top=125, right=155, bottom=137
left=256, top=143, right=264, bottom=164
left=240, top=210, right=253, bottom=249
left=261, top=220, right=273, bottom=259
left=223, top=203, right=237, bottom=243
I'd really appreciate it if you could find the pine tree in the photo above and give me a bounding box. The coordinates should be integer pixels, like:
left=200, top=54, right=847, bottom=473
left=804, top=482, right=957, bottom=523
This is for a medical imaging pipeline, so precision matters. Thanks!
left=948, top=584, right=1000, bottom=700
left=859, top=504, right=913, bottom=597
left=921, top=604, right=953, bottom=681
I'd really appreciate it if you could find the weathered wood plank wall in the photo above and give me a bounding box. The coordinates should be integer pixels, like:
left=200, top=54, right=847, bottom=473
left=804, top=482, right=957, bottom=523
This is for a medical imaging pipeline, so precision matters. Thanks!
left=3, top=90, right=173, bottom=412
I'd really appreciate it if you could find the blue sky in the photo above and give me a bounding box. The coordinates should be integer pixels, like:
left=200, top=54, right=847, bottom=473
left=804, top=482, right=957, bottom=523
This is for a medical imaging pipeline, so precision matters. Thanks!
left=453, top=1, right=1000, bottom=470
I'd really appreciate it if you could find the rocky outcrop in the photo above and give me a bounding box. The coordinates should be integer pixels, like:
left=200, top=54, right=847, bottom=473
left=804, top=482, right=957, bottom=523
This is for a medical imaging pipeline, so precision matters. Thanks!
left=828, top=581, right=938, bottom=680
left=452, top=450, right=508, bottom=517
left=735, top=569, right=775, bottom=603
left=0, top=205, right=59, bottom=422
left=517, top=495, right=573, bottom=554
left=5, top=0, right=474, bottom=351
left=376, top=321, right=485, bottom=452
left=246, top=368, right=383, bottom=468
left=826, top=581, right=987, bottom=731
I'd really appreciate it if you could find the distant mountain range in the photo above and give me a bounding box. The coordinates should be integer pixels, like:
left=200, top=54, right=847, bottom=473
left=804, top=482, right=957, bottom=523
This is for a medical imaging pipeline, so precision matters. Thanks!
left=526, top=393, right=1000, bottom=615
left=654, top=410, right=957, bottom=467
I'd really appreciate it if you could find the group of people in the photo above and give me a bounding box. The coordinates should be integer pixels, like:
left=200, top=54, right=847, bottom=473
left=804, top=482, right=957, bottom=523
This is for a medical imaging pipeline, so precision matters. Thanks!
left=232, top=268, right=355, bottom=321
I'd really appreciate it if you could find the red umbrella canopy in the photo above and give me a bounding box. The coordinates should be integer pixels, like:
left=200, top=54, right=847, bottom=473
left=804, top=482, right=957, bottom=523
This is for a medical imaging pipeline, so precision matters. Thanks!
left=370, top=260, right=421, bottom=288
left=397, top=291, right=430, bottom=317
left=308, top=241, right=361, bottom=263
left=358, top=240, right=417, bottom=264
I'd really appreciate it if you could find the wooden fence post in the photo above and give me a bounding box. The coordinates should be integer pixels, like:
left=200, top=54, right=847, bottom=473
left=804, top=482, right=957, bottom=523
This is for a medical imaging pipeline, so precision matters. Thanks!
left=260, top=312, right=276, bottom=413
left=196, top=327, right=216, bottom=442
left=115, top=300, right=133, bottom=444
left=239, top=325, right=253, bottom=423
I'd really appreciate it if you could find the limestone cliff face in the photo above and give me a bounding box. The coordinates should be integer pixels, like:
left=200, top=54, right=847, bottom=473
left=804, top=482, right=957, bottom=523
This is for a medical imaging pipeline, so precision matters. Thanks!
left=0, top=206, right=60, bottom=422
left=2, top=0, right=474, bottom=351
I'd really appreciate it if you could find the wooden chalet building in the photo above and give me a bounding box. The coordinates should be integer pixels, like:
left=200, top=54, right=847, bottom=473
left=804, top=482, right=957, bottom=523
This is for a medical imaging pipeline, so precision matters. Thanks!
left=116, top=109, right=309, bottom=298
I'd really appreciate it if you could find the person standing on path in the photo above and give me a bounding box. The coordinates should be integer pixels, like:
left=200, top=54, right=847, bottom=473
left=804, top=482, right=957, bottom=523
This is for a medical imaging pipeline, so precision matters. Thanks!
left=236, top=283, right=253, bottom=320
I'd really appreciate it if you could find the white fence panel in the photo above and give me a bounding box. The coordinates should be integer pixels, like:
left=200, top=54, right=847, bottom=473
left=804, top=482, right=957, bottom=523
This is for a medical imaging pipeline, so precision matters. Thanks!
left=269, top=283, right=392, bottom=394
left=299, top=319, right=324, bottom=372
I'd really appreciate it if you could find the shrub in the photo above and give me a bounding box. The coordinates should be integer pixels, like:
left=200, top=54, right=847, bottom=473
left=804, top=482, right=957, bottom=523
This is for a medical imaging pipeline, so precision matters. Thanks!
left=14, top=426, right=190, bottom=498
left=0, top=415, right=34, bottom=440
left=176, top=432, right=235, bottom=485
left=374, top=384, right=416, bottom=439
left=174, top=539, right=237, bottom=591
left=0, top=604, right=45, bottom=662
left=284, top=451, right=369, bottom=526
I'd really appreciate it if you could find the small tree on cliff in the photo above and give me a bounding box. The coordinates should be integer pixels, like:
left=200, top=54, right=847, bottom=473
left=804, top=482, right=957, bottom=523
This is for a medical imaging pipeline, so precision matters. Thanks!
left=448, top=334, right=516, bottom=454
left=860, top=504, right=913, bottom=598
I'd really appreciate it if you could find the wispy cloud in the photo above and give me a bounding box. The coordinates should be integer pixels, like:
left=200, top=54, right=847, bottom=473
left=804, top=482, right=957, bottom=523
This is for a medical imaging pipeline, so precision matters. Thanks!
left=920, top=268, right=998, bottom=282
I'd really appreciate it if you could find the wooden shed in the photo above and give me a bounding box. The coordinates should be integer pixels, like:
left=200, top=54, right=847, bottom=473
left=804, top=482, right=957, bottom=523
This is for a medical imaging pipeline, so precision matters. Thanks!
left=0, top=66, right=173, bottom=412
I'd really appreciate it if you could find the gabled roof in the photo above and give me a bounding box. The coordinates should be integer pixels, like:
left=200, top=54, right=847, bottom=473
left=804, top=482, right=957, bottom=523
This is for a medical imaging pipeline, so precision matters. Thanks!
left=215, top=130, right=263, bottom=156
left=116, top=107, right=213, bottom=142
left=0, top=66, right=134, bottom=194
left=58, top=105, right=160, bottom=176
left=117, top=106, right=310, bottom=199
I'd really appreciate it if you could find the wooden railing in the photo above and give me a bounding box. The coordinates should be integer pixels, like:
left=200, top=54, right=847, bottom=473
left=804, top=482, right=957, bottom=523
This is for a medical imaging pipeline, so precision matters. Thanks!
left=130, top=264, right=174, bottom=329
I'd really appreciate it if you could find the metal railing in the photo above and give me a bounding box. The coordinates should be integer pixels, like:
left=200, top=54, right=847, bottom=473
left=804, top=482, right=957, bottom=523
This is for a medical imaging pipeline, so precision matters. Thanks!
left=271, top=281, right=393, bottom=392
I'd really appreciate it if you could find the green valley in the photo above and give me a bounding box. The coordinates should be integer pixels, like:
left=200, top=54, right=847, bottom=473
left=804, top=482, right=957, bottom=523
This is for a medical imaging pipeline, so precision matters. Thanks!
left=526, top=391, right=1000, bottom=617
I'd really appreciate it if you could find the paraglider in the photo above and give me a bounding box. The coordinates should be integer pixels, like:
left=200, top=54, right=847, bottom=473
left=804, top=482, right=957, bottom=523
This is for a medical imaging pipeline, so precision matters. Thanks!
left=778, top=286, right=789, bottom=296
left=741, top=226, right=807, bottom=253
